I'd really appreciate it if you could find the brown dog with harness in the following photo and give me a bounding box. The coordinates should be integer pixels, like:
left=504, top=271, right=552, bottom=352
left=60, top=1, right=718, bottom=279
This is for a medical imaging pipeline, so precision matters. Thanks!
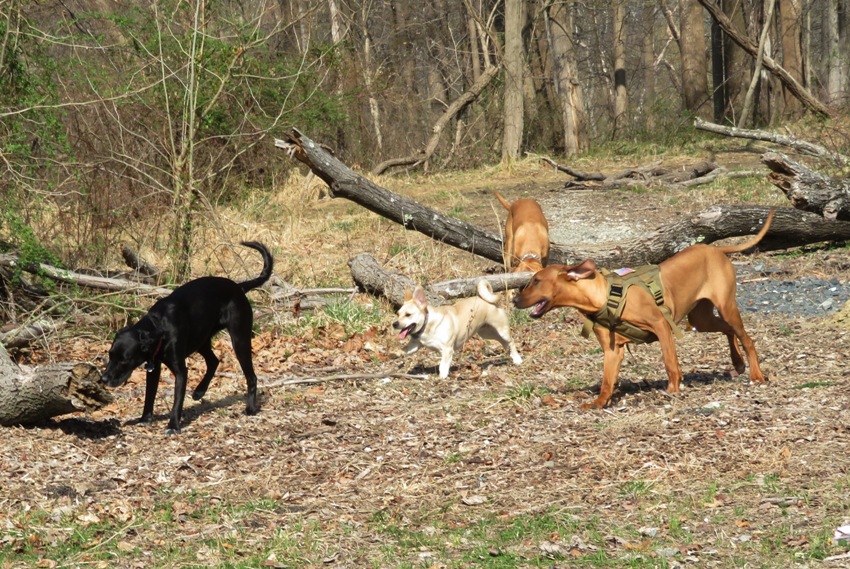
left=514, top=209, right=774, bottom=409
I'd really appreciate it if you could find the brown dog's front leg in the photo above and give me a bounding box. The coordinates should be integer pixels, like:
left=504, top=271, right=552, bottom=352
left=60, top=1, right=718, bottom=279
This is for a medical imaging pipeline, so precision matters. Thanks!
left=582, top=330, right=624, bottom=409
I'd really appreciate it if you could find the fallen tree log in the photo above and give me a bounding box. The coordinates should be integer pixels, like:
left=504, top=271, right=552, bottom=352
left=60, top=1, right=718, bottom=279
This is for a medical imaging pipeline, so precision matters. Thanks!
left=275, top=129, right=850, bottom=267
left=761, top=152, right=850, bottom=221
left=0, top=253, right=173, bottom=296
left=0, top=319, right=62, bottom=349
left=538, top=155, right=755, bottom=190
left=695, top=119, right=850, bottom=166
left=0, top=342, right=113, bottom=426
left=349, top=252, right=534, bottom=306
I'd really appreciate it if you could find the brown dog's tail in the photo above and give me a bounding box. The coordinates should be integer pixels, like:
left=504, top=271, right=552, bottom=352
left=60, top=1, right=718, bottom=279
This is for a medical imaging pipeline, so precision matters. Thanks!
left=716, top=208, right=775, bottom=255
left=476, top=279, right=502, bottom=305
left=493, top=192, right=511, bottom=212
left=238, top=241, right=274, bottom=293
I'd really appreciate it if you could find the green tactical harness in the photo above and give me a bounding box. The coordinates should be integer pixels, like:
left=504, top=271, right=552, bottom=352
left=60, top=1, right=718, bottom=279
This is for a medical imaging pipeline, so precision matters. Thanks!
left=580, top=265, right=682, bottom=345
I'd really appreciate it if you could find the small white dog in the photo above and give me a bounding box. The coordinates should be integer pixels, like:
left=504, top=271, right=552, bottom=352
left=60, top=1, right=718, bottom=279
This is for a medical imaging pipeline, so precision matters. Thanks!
left=393, top=280, right=523, bottom=378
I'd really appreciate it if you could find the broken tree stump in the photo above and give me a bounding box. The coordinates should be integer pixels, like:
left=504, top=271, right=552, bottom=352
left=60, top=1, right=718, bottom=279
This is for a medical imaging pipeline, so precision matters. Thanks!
left=762, top=152, right=850, bottom=221
left=0, top=342, right=113, bottom=426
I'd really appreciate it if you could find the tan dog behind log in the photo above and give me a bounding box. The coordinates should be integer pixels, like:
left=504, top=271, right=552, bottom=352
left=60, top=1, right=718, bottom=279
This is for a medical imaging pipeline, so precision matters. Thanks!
left=494, top=192, right=550, bottom=273
left=514, top=209, right=775, bottom=409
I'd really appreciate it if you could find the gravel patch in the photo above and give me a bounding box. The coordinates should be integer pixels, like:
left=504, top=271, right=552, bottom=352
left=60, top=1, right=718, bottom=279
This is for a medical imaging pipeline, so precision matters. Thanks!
left=736, top=263, right=849, bottom=317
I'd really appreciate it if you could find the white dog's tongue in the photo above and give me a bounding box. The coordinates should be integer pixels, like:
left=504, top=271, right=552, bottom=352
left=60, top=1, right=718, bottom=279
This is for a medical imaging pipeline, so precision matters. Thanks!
left=398, top=328, right=409, bottom=340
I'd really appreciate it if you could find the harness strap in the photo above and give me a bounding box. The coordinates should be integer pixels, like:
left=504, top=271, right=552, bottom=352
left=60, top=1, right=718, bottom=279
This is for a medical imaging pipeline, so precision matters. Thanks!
left=580, top=265, right=682, bottom=344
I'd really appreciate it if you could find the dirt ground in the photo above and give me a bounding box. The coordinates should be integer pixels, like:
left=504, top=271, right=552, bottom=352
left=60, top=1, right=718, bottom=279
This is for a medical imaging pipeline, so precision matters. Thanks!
left=3, top=154, right=850, bottom=568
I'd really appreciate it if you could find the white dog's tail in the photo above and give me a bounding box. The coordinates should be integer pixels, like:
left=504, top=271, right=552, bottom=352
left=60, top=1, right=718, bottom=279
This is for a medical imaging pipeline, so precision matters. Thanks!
left=476, top=279, right=501, bottom=305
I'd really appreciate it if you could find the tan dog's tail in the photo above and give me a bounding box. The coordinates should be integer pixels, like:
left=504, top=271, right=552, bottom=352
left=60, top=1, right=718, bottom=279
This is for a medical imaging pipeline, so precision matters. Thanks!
left=476, top=279, right=501, bottom=305
left=493, top=192, right=511, bottom=212
left=716, top=208, right=775, bottom=255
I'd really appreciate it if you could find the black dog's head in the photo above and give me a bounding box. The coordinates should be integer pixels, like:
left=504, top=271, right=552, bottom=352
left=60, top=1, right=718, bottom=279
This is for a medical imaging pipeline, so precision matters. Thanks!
left=101, top=323, right=160, bottom=387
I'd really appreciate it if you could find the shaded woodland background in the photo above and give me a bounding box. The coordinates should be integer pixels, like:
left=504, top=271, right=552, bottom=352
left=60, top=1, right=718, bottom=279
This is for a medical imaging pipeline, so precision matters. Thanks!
left=1, top=0, right=850, bottom=285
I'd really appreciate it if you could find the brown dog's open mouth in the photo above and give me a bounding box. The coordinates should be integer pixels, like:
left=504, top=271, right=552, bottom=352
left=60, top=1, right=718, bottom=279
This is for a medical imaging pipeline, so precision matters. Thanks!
left=398, top=323, right=417, bottom=340
left=529, top=300, right=548, bottom=318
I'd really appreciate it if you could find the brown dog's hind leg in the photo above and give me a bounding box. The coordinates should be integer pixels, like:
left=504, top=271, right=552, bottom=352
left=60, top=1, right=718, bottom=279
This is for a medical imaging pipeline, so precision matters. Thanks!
left=687, top=299, right=746, bottom=375
left=712, top=299, right=765, bottom=382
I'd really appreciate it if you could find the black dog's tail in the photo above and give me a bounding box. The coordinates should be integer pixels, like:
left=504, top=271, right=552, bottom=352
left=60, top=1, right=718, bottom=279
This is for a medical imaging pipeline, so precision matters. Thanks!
left=237, top=241, right=274, bottom=293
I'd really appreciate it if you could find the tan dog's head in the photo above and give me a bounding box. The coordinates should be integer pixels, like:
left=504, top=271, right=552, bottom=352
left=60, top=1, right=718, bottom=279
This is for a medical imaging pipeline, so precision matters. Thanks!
left=515, top=254, right=544, bottom=273
left=393, top=286, right=428, bottom=340
left=514, top=260, right=600, bottom=317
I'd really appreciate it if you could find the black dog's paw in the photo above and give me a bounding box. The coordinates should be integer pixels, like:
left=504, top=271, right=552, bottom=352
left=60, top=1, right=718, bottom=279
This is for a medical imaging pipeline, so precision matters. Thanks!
left=245, top=405, right=259, bottom=416
left=191, top=389, right=206, bottom=401
left=165, top=426, right=182, bottom=436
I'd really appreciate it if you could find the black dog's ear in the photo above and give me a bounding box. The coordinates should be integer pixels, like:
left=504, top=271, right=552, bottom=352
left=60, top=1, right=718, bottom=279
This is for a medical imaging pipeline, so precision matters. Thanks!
left=137, top=327, right=161, bottom=353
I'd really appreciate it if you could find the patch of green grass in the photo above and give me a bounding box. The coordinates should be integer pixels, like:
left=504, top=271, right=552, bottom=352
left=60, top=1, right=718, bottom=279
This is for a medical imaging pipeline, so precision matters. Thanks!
left=619, top=479, right=654, bottom=500
left=794, top=381, right=833, bottom=389
left=289, top=299, right=384, bottom=337
left=504, top=383, right=549, bottom=403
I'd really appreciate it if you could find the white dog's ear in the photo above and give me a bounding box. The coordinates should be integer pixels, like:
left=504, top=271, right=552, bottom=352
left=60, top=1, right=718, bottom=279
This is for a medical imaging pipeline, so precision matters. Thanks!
left=404, top=288, right=413, bottom=302
left=412, top=286, right=428, bottom=307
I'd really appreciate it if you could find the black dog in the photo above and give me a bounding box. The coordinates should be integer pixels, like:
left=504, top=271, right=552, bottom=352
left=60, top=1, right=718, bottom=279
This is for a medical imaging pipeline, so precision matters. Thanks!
left=101, top=241, right=273, bottom=434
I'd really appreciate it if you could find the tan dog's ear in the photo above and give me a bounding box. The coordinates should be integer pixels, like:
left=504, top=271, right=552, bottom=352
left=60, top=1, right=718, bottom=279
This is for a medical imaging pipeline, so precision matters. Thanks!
left=412, top=286, right=428, bottom=307
left=564, top=259, right=597, bottom=281
left=404, top=288, right=413, bottom=302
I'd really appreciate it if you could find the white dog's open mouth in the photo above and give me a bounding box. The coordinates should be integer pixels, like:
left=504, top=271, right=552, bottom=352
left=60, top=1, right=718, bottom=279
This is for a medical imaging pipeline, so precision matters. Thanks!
left=530, top=300, right=548, bottom=318
left=398, top=323, right=417, bottom=339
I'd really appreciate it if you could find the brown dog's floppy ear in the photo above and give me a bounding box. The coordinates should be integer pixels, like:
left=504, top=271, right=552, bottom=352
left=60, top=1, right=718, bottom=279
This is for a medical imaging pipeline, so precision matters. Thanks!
left=563, top=259, right=597, bottom=281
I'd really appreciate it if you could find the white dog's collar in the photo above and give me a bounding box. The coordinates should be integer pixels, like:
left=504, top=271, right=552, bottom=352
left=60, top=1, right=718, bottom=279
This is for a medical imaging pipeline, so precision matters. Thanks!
left=411, top=310, right=429, bottom=338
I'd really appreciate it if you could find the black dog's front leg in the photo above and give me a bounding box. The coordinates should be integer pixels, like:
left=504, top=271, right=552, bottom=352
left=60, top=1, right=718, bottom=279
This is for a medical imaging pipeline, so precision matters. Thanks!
left=141, top=365, right=161, bottom=424
left=165, top=360, right=190, bottom=435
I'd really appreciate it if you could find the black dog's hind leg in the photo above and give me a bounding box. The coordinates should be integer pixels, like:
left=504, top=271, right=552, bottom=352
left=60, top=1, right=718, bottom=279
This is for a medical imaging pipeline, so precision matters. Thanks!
left=192, top=341, right=219, bottom=401
left=228, top=310, right=259, bottom=416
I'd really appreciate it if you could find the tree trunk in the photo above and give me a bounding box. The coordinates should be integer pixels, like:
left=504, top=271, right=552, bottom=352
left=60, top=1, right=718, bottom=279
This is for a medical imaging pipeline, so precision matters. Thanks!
left=546, top=1, right=588, bottom=155
left=611, top=0, right=628, bottom=136
left=501, top=0, right=524, bottom=162
left=0, top=342, right=112, bottom=426
left=739, top=0, right=777, bottom=128
left=680, top=0, right=710, bottom=117
left=779, top=0, right=804, bottom=118
left=762, top=151, right=850, bottom=220
left=275, top=129, right=850, bottom=267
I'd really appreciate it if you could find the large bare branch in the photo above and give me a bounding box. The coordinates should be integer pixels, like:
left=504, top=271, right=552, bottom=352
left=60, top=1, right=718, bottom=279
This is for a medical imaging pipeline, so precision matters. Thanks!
left=370, top=64, right=502, bottom=176
left=695, top=0, right=831, bottom=118
left=275, top=129, right=850, bottom=267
